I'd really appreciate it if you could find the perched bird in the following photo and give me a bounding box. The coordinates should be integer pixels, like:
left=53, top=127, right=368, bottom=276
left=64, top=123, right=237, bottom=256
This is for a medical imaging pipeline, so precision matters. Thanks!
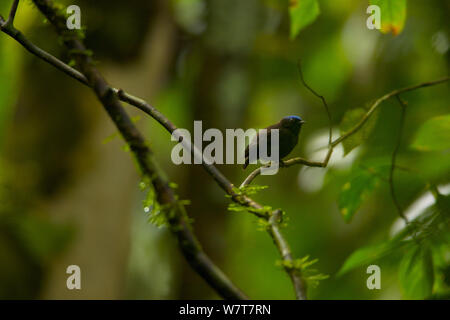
left=243, top=115, right=305, bottom=169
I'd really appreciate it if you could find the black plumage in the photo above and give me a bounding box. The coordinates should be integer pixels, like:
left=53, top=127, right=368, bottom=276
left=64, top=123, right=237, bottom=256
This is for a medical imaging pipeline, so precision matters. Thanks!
left=243, top=115, right=305, bottom=169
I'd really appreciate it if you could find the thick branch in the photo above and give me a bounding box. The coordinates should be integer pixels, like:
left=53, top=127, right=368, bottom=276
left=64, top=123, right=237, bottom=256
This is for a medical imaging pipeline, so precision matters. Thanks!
left=268, top=210, right=307, bottom=300
left=1, top=9, right=267, bottom=215
left=118, top=83, right=307, bottom=299
left=116, top=90, right=267, bottom=214
left=119, top=83, right=307, bottom=298
left=1, top=0, right=309, bottom=299
left=19, top=0, right=247, bottom=300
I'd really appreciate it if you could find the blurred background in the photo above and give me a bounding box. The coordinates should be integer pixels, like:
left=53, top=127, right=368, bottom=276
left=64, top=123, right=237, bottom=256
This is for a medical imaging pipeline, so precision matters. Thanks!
left=0, top=0, right=448, bottom=299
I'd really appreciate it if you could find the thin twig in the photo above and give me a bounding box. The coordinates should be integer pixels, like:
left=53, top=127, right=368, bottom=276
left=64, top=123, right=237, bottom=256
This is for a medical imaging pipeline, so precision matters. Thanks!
left=241, top=76, right=449, bottom=186
left=242, top=62, right=334, bottom=187
left=7, top=0, right=19, bottom=26
left=297, top=60, right=332, bottom=146
left=240, top=157, right=324, bottom=187
left=331, top=77, right=449, bottom=148
left=0, top=20, right=88, bottom=84
left=390, top=95, right=408, bottom=223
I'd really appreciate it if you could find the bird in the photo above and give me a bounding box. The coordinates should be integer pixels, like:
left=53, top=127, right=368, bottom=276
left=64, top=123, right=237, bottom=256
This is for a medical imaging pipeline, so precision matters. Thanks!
left=243, top=115, right=305, bottom=169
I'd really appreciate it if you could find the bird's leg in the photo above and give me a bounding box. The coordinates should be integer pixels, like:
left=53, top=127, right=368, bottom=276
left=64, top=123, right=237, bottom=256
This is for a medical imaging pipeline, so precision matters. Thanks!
left=266, top=160, right=285, bottom=168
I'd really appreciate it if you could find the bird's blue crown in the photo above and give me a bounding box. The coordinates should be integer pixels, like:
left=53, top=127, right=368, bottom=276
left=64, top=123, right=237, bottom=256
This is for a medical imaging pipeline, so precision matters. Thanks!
left=284, top=115, right=303, bottom=121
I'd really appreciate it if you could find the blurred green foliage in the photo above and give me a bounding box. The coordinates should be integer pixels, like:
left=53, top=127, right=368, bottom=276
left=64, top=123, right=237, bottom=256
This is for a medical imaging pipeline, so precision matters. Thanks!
left=0, top=0, right=449, bottom=299
left=411, top=115, right=450, bottom=151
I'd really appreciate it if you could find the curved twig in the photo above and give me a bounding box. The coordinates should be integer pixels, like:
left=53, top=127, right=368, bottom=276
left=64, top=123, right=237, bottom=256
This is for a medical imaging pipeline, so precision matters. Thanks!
left=241, top=75, right=449, bottom=186
left=330, top=77, right=449, bottom=147
left=390, top=95, right=408, bottom=223
left=240, top=157, right=325, bottom=188
left=297, top=59, right=332, bottom=147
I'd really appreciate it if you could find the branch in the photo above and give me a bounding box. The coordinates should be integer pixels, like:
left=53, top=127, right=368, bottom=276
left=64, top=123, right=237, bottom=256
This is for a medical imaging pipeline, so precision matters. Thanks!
left=241, top=158, right=325, bottom=188
left=2, top=0, right=309, bottom=299
left=330, top=77, right=449, bottom=148
left=4, top=2, right=447, bottom=298
left=0, top=0, right=19, bottom=34
left=0, top=13, right=249, bottom=209
left=0, top=16, right=88, bottom=84
left=241, top=74, right=449, bottom=186
left=118, top=74, right=308, bottom=299
left=116, top=90, right=269, bottom=214
left=268, top=210, right=307, bottom=300
left=7, top=0, right=19, bottom=26
left=119, top=83, right=308, bottom=298
left=18, top=0, right=247, bottom=300
left=297, top=60, right=332, bottom=146
left=389, top=95, right=408, bottom=223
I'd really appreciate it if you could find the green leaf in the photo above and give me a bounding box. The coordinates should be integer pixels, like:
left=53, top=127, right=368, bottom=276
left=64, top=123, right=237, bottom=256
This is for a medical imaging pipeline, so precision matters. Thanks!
left=289, top=0, right=320, bottom=39
left=278, top=255, right=329, bottom=287
left=399, top=245, right=435, bottom=299
left=370, top=0, right=407, bottom=35
left=337, top=240, right=402, bottom=276
left=411, top=114, right=450, bottom=152
left=228, top=203, right=247, bottom=212
left=143, top=184, right=166, bottom=227
left=340, top=107, right=380, bottom=156
left=338, top=168, right=379, bottom=222
left=239, top=184, right=269, bottom=196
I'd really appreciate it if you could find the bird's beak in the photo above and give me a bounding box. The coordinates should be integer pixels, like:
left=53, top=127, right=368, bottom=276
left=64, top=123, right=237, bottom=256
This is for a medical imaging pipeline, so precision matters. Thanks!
left=300, top=120, right=306, bottom=124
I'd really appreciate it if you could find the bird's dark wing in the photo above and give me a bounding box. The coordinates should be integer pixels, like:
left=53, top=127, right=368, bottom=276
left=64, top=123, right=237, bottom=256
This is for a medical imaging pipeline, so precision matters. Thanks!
left=243, top=128, right=272, bottom=169
left=243, top=137, right=255, bottom=169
